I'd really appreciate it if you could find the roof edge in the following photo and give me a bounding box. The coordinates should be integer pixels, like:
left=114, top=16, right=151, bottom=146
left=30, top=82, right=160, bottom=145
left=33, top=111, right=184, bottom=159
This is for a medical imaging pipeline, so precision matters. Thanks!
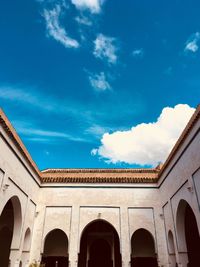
left=0, top=108, right=41, bottom=178
left=41, top=168, right=158, bottom=174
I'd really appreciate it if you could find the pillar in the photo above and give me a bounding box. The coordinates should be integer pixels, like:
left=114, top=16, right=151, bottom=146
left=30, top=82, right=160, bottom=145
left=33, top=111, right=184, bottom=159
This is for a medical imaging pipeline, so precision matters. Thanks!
left=120, top=207, right=130, bottom=267
left=69, top=205, right=80, bottom=267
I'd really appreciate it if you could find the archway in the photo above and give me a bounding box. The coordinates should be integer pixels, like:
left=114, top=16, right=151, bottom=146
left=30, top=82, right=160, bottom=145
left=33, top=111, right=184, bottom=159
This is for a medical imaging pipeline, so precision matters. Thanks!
left=131, top=228, right=158, bottom=267
left=168, top=231, right=176, bottom=267
left=78, top=220, right=121, bottom=267
left=23, top=228, right=31, bottom=252
left=0, top=196, right=22, bottom=267
left=176, top=200, right=200, bottom=267
left=0, top=200, right=14, bottom=267
left=21, top=228, right=31, bottom=266
left=41, top=229, right=69, bottom=267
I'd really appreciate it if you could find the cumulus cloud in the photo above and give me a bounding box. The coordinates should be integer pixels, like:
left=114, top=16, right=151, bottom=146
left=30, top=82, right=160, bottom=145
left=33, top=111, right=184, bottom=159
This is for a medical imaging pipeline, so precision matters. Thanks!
left=71, top=0, right=104, bottom=13
left=92, top=104, right=195, bottom=166
left=184, top=32, right=200, bottom=53
left=43, top=5, right=79, bottom=48
left=89, top=72, right=111, bottom=91
left=132, top=48, right=144, bottom=57
left=93, top=34, right=117, bottom=64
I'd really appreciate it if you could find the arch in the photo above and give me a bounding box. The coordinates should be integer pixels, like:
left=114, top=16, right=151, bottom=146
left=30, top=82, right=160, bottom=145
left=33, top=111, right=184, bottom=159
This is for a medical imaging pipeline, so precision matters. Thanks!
left=22, top=228, right=31, bottom=252
left=168, top=231, right=176, bottom=267
left=79, top=218, right=120, bottom=249
left=176, top=199, right=200, bottom=266
left=131, top=228, right=158, bottom=267
left=41, top=228, right=68, bottom=267
left=6, top=196, right=22, bottom=248
left=78, top=219, right=121, bottom=267
left=0, top=196, right=22, bottom=267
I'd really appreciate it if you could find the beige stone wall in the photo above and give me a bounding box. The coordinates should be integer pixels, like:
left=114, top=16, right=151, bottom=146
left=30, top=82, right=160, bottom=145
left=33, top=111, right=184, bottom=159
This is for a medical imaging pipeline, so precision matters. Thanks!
left=0, top=125, right=40, bottom=267
left=158, top=117, right=200, bottom=267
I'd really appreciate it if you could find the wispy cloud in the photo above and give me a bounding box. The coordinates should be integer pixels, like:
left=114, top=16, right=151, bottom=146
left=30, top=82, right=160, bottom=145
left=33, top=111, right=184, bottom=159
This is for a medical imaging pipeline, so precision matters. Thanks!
left=88, top=72, right=111, bottom=91
left=43, top=4, right=79, bottom=48
left=75, top=15, right=92, bottom=26
left=12, top=120, right=87, bottom=143
left=92, top=104, right=195, bottom=166
left=71, top=0, right=104, bottom=14
left=0, top=86, right=58, bottom=111
left=164, top=66, right=172, bottom=76
left=132, top=48, right=144, bottom=58
left=86, top=124, right=108, bottom=136
left=0, top=84, right=145, bottom=144
left=184, top=32, right=200, bottom=53
left=93, top=34, right=118, bottom=64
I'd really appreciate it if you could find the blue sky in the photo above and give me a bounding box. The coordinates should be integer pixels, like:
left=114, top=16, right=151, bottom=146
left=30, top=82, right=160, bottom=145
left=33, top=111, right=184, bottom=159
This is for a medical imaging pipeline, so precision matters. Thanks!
left=0, top=0, right=199, bottom=169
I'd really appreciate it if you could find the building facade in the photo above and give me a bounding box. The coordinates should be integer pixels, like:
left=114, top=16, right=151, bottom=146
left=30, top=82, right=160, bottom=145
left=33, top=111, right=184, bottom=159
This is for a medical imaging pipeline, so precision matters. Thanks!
left=0, top=106, right=200, bottom=267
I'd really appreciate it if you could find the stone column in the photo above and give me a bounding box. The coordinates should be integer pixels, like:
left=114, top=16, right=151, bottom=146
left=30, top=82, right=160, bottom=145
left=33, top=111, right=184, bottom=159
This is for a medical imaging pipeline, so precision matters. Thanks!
left=177, top=252, right=188, bottom=267
left=9, top=250, right=21, bottom=267
left=154, top=208, right=169, bottom=267
left=29, top=204, right=46, bottom=263
left=69, top=205, right=80, bottom=267
left=120, top=207, right=131, bottom=267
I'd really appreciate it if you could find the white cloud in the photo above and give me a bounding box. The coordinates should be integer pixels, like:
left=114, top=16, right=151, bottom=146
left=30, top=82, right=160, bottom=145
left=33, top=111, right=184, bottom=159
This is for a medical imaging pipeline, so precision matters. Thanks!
left=86, top=124, right=108, bottom=136
left=184, top=32, right=200, bottom=53
left=43, top=5, right=79, bottom=48
left=132, top=48, right=144, bottom=57
left=71, top=0, right=103, bottom=13
left=93, top=34, right=117, bottom=64
left=75, top=15, right=92, bottom=26
left=92, top=104, right=195, bottom=166
left=89, top=72, right=111, bottom=91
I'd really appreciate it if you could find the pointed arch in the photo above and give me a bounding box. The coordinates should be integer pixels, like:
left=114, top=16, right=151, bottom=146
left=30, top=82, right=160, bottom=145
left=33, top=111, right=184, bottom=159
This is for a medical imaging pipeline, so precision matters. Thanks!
left=131, top=228, right=158, bottom=267
left=168, top=230, right=176, bottom=267
left=176, top=199, right=200, bottom=266
left=22, top=228, right=31, bottom=252
left=42, top=228, right=69, bottom=267
left=78, top=219, right=121, bottom=267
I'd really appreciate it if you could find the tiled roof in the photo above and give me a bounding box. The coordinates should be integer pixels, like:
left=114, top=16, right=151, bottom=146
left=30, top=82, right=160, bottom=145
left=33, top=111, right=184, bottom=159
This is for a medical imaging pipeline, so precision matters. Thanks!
left=0, top=105, right=199, bottom=184
left=40, top=168, right=159, bottom=183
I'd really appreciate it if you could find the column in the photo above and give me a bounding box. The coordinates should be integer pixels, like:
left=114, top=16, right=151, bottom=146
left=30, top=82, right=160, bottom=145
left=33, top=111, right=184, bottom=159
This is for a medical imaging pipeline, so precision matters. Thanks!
left=120, top=207, right=130, bottom=267
left=69, top=205, right=80, bottom=267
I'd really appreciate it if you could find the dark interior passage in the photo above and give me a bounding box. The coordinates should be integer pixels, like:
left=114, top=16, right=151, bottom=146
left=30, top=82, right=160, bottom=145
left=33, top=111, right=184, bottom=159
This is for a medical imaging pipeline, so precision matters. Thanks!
left=89, top=239, right=112, bottom=267
left=78, top=220, right=121, bottom=267
left=0, top=200, right=14, bottom=267
left=41, top=229, right=69, bottom=267
left=185, top=204, right=200, bottom=267
left=131, top=228, right=158, bottom=267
